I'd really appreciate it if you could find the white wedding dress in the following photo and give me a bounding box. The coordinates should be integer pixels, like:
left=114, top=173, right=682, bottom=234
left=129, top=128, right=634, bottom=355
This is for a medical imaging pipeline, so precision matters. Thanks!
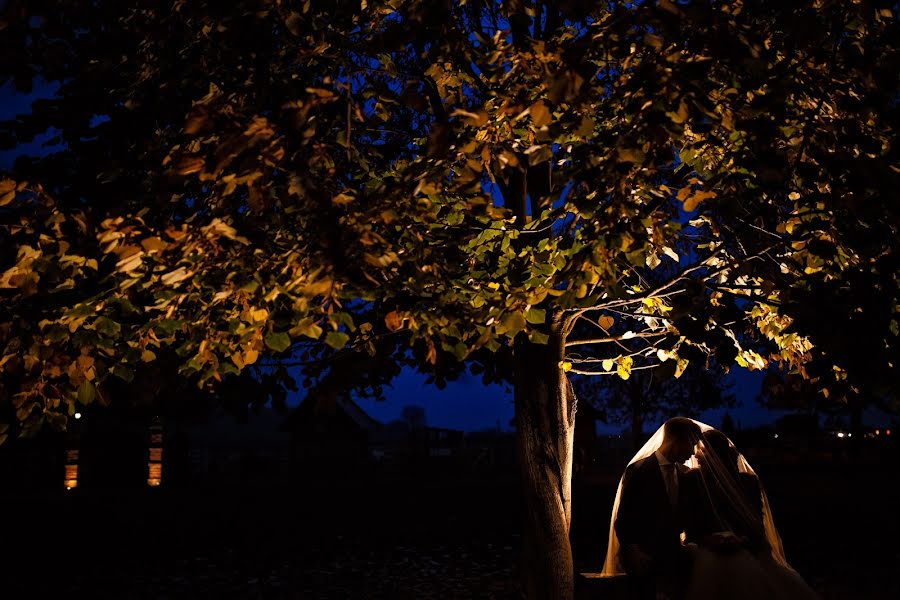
left=686, top=544, right=818, bottom=600
left=602, top=419, right=819, bottom=600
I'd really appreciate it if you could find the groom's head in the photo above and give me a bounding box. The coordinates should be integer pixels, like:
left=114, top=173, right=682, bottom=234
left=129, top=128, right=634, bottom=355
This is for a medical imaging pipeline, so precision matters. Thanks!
left=660, top=417, right=702, bottom=463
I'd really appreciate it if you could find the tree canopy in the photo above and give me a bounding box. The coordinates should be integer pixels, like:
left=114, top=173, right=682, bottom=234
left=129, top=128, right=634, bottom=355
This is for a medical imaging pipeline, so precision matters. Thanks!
left=1, top=0, right=897, bottom=441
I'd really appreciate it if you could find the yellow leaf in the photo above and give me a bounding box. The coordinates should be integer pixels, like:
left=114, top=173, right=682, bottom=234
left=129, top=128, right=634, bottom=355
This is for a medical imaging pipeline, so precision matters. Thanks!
left=602, top=359, right=614, bottom=372
left=141, top=237, right=168, bottom=253
left=667, top=100, right=689, bottom=124
left=451, top=108, right=488, bottom=127
left=174, top=155, right=204, bottom=175
left=384, top=311, right=404, bottom=332
left=616, top=355, right=633, bottom=380
left=682, top=189, right=717, bottom=212
left=559, top=360, right=572, bottom=372
left=575, top=116, right=594, bottom=137
left=249, top=308, right=269, bottom=323
left=161, top=267, right=192, bottom=285
left=332, top=192, right=355, bottom=205
left=617, top=147, right=645, bottom=164
left=598, top=315, right=615, bottom=330
left=243, top=349, right=259, bottom=365
left=528, top=100, right=551, bottom=127
left=115, top=251, right=145, bottom=273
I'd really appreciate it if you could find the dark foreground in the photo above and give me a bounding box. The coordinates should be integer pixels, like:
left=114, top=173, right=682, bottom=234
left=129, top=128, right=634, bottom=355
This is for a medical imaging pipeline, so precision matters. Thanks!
left=2, top=464, right=897, bottom=599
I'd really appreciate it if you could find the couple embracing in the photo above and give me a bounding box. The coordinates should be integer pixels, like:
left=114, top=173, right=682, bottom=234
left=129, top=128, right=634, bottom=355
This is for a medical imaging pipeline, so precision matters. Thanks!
left=602, top=417, right=819, bottom=600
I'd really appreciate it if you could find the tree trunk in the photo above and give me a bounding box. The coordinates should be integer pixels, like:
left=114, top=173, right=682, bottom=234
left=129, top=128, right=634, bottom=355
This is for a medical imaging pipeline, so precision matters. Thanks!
left=514, top=314, right=576, bottom=599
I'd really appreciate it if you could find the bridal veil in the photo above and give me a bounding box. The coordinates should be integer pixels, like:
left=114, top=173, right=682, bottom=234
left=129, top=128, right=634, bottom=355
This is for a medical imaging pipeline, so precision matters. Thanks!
left=600, top=418, right=792, bottom=576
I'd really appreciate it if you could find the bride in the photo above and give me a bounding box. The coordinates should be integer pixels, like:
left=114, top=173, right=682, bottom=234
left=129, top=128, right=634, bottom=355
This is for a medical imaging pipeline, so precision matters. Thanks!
left=602, top=418, right=819, bottom=600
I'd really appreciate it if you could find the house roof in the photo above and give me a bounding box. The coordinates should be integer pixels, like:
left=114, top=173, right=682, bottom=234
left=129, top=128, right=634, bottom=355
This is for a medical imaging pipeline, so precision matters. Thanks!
left=286, top=393, right=383, bottom=432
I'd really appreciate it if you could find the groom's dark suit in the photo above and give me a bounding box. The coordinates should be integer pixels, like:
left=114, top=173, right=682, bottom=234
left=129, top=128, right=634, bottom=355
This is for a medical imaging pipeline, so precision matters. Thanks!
left=615, top=453, right=691, bottom=598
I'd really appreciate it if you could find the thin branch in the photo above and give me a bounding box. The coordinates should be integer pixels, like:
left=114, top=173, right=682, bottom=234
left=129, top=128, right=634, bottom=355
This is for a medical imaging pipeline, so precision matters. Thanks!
left=734, top=217, right=783, bottom=240
left=569, top=364, right=659, bottom=376
left=565, top=243, right=779, bottom=323
left=565, top=330, right=668, bottom=347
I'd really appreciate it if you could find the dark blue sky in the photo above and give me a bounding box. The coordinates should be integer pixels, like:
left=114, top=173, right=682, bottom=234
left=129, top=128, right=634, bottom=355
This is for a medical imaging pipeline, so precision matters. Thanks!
left=350, top=367, right=777, bottom=433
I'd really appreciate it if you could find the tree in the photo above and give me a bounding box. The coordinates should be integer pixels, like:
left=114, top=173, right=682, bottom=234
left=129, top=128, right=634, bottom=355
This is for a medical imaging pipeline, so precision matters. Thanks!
left=2, top=2, right=897, bottom=598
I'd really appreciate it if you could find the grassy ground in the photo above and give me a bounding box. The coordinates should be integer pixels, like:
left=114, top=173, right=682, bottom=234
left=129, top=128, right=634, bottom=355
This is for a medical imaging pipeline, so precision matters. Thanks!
left=1, top=464, right=896, bottom=599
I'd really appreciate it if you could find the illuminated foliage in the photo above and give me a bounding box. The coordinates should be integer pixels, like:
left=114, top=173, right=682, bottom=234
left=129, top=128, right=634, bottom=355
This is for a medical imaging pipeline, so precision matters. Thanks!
left=1, top=2, right=897, bottom=595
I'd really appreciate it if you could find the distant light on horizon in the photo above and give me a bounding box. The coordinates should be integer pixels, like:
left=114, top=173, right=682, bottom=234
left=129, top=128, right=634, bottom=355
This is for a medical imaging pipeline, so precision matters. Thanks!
left=74, top=412, right=82, bottom=420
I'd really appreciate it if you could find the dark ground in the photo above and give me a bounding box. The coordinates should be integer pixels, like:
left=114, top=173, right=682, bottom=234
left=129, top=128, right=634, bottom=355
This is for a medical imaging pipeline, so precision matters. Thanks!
left=2, top=463, right=898, bottom=599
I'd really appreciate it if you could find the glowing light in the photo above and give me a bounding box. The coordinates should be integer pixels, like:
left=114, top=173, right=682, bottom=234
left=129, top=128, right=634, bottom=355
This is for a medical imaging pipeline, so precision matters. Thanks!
left=836, top=432, right=845, bottom=438
left=147, top=463, right=162, bottom=487
left=74, top=412, right=82, bottom=420
left=773, top=434, right=779, bottom=439
left=147, top=420, right=163, bottom=487
left=887, top=429, right=892, bottom=436
left=64, top=464, right=78, bottom=490
left=847, top=433, right=852, bottom=438
left=876, top=429, right=880, bottom=435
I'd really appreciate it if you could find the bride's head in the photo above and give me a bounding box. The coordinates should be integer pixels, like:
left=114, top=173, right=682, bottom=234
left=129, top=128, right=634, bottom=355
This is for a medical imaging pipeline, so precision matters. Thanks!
left=698, top=429, right=740, bottom=474
left=660, top=417, right=702, bottom=463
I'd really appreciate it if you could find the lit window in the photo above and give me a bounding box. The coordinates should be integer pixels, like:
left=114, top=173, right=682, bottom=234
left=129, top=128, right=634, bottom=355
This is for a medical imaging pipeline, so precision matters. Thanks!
left=64, top=464, right=78, bottom=490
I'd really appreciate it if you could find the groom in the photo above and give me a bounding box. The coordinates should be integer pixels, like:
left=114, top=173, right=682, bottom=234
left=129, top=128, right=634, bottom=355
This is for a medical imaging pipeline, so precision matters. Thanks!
left=615, top=417, right=702, bottom=600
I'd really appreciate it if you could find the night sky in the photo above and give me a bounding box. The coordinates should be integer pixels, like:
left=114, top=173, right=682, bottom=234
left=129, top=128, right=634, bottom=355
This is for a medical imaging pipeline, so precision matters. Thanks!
left=349, top=367, right=772, bottom=433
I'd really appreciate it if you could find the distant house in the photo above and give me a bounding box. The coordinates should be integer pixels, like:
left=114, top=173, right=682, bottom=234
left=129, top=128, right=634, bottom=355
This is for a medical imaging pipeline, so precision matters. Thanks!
left=423, top=426, right=466, bottom=463
left=177, top=408, right=291, bottom=484
left=465, top=429, right=516, bottom=471
left=285, top=393, right=381, bottom=475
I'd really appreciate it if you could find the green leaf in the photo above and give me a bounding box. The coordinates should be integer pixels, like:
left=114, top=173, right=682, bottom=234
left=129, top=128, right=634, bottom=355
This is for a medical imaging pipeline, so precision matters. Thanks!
left=264, top=331, right=292, bottom=353
left=529, top=330, right=549, bottom=344
left=325, top=331, right=350, bottom=349
left=66, top=304, right=96, bottom=318
left=220, top=362, right=239, bottom=376
left=46, top=326, right=69, bottom=343
left=111, top=365, right=134, bottom=382
left=155, top=319, right=184, bottom=336
left=94, top=316, right=121, bottom=336
left=291, top=317, right=323, bottom=339
left=77, top=380, right=96, bottom=404
left=525, top=308, right=546, bottom=324
left=498, top=311, right=527, bottom=337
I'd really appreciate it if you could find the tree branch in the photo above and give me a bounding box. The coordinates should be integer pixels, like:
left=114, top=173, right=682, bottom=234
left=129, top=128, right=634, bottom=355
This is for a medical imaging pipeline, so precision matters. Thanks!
left=569, top=364, right=659, bottom=376
left=565, top=330, right=668, bottom=347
